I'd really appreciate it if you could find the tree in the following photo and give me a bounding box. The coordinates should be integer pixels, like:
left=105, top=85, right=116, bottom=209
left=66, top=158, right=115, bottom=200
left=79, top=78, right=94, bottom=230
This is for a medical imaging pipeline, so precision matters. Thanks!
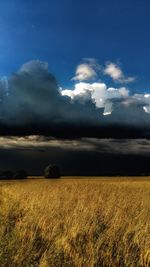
left=0, top=171, right=14, bottom=180
left=13, top=170, right=28, bottom=179
left=44, top=164, right=61, bottom=178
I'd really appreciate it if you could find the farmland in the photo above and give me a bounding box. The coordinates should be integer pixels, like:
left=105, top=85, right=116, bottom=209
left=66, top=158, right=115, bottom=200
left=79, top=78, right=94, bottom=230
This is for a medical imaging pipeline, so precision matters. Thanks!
left=0, top=177, right=150, bottom=267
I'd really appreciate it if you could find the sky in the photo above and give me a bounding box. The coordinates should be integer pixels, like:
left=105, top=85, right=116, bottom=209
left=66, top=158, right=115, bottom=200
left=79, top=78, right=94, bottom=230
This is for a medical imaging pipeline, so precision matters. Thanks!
left=0, top=0, right=150, bottom=90
left=0, top=0, right=150, bottom=175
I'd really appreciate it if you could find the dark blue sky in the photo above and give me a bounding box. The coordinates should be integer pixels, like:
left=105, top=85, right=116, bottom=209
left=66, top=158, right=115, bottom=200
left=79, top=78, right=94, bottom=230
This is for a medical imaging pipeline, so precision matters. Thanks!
left=0, top=0, right=150, bottom=91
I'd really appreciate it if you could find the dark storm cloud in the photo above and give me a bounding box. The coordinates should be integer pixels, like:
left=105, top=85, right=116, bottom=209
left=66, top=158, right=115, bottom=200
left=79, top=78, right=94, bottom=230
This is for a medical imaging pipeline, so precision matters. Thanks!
left=1, top=136, right=150, bottom=155
left=0, top=60, right=65, bottom=125
left=0, top=60, right=103, bottom=133
left=1, top=136, right=150, bottom=175
left=1, top=60, right=150, bottom=138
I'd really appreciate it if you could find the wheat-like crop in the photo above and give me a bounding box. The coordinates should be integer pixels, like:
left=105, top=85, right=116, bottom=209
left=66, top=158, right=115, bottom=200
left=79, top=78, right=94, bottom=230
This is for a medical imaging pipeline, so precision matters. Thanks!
left=0, top=177, right=150, bottom=267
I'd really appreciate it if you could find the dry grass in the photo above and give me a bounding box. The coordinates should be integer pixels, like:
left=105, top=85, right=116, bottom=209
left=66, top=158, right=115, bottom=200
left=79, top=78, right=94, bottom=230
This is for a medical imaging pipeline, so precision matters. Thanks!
left=0, top=177, right=150, bottom=267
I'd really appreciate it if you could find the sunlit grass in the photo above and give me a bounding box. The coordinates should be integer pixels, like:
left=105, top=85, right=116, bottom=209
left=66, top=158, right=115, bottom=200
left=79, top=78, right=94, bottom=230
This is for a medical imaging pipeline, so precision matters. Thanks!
left=0, top=177, right=150, bottom=266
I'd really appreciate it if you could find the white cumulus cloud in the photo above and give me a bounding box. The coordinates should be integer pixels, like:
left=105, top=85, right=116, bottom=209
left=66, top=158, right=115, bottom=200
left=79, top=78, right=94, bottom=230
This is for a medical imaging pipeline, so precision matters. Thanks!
left=61, top=82, right=129, bottom=115
left=72, top=63, right=97, bottom=81
left=72, top=58, right=100, bottom=81
left=104, top=62, right=135, bottom=83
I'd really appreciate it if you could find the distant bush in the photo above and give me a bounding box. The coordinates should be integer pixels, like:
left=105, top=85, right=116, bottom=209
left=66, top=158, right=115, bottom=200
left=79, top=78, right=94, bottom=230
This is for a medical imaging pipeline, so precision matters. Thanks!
left=44, top=164, right=61, bottom=178
left=0, top=171, right=14, bottom=180
left=13, top=170, right=28, bottom=179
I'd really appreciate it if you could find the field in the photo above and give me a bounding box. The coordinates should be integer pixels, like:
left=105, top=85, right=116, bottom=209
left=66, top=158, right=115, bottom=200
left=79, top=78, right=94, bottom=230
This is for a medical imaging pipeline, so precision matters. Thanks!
left=0, top=177, right=150, bottom=267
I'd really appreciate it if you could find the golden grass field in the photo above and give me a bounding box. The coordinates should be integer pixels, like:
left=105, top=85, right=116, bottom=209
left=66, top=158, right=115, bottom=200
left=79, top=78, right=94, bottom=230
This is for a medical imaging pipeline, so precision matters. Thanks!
left=0, top=177, right=150, bottom=267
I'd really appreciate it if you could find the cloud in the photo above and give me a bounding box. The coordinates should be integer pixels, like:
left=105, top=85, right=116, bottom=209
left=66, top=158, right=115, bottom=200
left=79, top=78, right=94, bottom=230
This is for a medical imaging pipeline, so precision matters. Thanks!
left=104, top=62, right=135, bottom=83
left=0, top=135, right=95, bottom=151
left=0, top=60, right=62, bottom=125
left=1, top=135, right=150, bottom=156
left=61, top=82, right=129, bottom=115
left=72, top=58, right=100, bottom=81
left=19, top=60, right=49, bottom=74
left=1, top=59, right=150, bottom=138
left=0, top=60, right=103, bottom=132
left=1, top=136, right=150, bottom=175
left=0, top=76, right=8, bottom=100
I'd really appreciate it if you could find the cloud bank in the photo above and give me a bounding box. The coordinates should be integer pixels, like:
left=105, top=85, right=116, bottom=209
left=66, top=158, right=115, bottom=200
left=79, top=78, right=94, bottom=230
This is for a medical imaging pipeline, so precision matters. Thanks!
left=1, top=135, right=150, bottom=155
left=0, top=59, right=150, bottom=138
left=1, top=136, right=150, bottom=175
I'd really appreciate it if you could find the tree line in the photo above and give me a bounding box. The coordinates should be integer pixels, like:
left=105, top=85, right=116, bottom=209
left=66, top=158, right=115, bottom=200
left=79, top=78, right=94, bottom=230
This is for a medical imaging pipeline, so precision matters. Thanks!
left=0, top=164, right=61, bottom=180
